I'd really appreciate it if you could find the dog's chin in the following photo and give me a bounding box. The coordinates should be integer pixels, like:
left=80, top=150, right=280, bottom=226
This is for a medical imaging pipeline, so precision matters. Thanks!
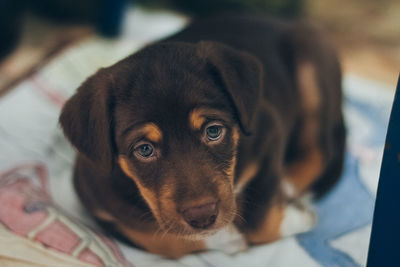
left=181, top=229, right=221, bottom=240
left=157, top=216, right=233, bottom=240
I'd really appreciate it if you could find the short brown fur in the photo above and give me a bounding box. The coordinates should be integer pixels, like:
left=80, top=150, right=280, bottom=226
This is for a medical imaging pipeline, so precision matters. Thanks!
left=245, top=199, right=285, bottom=244
left=284, top=60, right=325, bottom=196
left=118, top=224, right=206, bottom=259
left=60, top=15, right=345, bottom=258
left=118, top=156, right=159, bottom=216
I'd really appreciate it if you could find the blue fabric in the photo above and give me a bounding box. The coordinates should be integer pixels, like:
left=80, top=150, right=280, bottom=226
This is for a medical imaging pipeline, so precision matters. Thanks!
left=296, top=83, right=395, bottom=267
left=298, top=154, right=374, bottom=267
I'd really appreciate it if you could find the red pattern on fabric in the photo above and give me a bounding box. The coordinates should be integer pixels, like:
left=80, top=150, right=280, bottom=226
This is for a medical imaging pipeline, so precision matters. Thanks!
left=35, top=219, right=81, bottom=253
left=0, top=185, right=47, bottom=235
left=79, top=248, right=104, bottom=266
left=0, top=163, right=135, bottom=267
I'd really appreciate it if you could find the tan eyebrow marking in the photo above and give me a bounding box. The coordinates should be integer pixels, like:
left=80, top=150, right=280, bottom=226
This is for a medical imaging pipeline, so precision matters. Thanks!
left=142, top=123, right=163, bottom=143
left=189, top=107, right=231, bottom=131
left=189, top=108, right=207, bottom=130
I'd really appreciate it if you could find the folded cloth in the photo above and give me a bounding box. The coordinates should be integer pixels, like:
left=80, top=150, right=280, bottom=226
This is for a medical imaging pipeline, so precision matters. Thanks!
left=0, top=7, right=396, bottom=267
left=0, top=164, right=133, bottom=267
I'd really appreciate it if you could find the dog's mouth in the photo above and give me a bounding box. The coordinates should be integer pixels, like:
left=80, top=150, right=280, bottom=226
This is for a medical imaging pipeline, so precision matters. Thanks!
left=157, top=217, right=230, bottom=240
left=156, top=200, right=237, bottom=239
left=159, top=219, right=221, bottom=239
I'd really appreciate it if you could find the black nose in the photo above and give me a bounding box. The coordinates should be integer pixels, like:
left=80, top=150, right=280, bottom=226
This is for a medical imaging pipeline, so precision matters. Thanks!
left=182, top=202, right=218, bottom=229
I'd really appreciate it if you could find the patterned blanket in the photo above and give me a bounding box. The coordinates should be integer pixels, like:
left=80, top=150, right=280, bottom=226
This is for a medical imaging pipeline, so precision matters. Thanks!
left=0, top=7, right=395, bottom=267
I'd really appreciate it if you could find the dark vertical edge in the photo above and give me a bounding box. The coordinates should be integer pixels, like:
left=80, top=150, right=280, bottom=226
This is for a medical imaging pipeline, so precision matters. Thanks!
left=367, top=74, right=400, bottom=267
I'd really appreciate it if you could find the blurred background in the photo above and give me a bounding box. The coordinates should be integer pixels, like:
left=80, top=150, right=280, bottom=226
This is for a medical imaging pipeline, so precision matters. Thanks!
left=0, top=0, right=399, bottom=97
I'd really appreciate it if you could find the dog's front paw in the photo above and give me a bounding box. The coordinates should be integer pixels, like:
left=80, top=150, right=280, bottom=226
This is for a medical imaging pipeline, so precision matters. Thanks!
left=205, top=224, right=248, bottom=254
left=280, top=195, right=316, bottom=237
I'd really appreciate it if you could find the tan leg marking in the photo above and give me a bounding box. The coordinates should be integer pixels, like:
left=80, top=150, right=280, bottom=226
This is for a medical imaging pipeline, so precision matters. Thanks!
left=234, top=162, right=259, bottom=194
left=297, top=61, right=320, bottom=113
left=285, top=148, right=324, bottom=196
left=117, top=224, right=206, bottom=258
left=245, top=199, right=316, bottom=244
left=245, top=200, right=285, bottom=244
left=285, top=61, right=324, bottom=196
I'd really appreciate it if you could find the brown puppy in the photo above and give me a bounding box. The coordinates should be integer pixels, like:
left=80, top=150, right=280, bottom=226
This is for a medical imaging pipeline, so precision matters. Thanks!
left=59, top=15, right=345, bottom=258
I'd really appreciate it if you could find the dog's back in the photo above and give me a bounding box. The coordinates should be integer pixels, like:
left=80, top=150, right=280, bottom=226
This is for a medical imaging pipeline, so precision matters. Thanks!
left=167, top=15, right=345, bottom=198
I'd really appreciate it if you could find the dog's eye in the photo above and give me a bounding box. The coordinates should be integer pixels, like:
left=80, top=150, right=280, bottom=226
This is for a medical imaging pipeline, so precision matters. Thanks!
left=205, top=124, right=224, bottom=141
left=134, top=143, right=154, bottom=158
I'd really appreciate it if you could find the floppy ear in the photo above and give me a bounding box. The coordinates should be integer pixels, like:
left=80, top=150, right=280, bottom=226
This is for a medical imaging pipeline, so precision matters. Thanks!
left=59, top=68, right=115, bottom=172
left=197, top=41, right=263, bottom=135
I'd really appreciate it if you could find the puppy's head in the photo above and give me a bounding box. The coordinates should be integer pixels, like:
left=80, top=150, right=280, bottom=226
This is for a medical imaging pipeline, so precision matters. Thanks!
left=60, top=41, right=263, bottom=238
